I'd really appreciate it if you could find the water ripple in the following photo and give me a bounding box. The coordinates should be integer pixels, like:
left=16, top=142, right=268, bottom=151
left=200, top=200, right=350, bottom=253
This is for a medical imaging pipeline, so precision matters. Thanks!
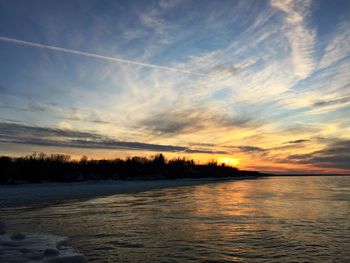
left=1, top=176, right=350, bottom=262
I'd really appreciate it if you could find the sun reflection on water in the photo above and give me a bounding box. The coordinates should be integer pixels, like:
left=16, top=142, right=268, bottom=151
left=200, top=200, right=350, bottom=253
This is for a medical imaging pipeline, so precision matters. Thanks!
left=2, top=176, right=349, bottom=262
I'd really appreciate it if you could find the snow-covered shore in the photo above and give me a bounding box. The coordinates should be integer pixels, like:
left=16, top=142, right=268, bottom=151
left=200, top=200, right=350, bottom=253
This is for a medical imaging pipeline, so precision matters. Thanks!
left=0, top=178, right=235, bottom=208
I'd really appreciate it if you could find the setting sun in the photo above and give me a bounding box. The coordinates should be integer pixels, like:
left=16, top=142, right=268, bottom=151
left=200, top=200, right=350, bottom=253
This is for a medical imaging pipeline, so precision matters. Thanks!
left=218, top=158, right=240, bottom=167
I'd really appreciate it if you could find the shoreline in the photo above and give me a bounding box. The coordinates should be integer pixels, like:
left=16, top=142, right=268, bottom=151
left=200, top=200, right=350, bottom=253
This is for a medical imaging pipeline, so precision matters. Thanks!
left=0, top=177, right=254, bottom=208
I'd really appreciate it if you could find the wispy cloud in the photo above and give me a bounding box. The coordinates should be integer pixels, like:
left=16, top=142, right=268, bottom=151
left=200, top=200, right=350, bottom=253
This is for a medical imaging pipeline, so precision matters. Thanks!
left=284, top=139, right=350, bottom=170
left=271, top=0, right=315, bottom=79
left=312, top=95, right=350, bottom=107
left=319, top=21, right=350, bottom=70
left=0, top=97, right=114, bottom=125
left=0, top=36, right=207, bottom=76
left=221, top=145, right=267, bottom=153
left=0, top=122, right=184, bottom=152
left=0, top=122, right=224, bottom=154
left=138, top=106, right=254, bottom=136
left=0, top=122, right=103, bottom=140
left=158, top=0, right=182, bottom=10
left=285, top=139, right=310, bottom=144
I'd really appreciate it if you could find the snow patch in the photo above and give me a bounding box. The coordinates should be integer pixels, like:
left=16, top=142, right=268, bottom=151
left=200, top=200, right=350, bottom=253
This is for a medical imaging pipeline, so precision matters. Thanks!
left=0, top=222, right=86, bottom=263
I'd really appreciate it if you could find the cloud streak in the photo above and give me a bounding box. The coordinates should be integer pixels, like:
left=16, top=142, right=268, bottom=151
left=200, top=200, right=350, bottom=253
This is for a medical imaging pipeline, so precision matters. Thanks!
left=285, top=139, right=310, bottom=144
left=0, top=36, right=207, bottom=76
left=139, top=107, right=254, bottom=136
left=271, top=0, right=315, bottom=79
left=312, top=95, right=350, bottom=107
left=285, top=139, right=350, bottom=170
left=0, top=122, right=223, bottom=154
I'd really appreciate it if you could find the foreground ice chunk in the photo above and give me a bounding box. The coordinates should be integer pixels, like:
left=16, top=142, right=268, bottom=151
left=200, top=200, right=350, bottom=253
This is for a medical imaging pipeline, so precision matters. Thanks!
left=0, top=226, right=86, bottom=263
left=0, top=221, right=5, bottom=235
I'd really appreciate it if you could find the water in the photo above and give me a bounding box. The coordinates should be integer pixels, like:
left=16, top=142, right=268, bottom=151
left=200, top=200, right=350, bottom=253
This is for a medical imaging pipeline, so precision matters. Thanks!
left=1, top=176, right=350, bottom=262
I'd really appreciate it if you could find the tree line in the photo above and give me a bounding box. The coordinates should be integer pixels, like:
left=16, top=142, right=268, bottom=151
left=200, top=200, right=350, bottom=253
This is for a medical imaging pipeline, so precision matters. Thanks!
left=0, top=153, right=262, bottom=184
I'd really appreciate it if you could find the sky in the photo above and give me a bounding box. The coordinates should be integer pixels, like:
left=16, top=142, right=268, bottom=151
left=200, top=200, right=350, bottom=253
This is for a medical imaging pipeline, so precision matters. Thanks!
left=0, top=0, right=350, bottom=174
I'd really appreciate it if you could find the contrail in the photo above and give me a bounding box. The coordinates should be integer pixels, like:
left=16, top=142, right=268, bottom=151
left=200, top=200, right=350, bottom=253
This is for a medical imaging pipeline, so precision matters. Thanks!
left=0, top=36, right=207, bottom=76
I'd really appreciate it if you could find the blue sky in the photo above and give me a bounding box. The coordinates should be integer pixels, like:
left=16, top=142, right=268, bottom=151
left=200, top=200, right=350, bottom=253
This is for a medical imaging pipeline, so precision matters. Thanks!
left=0, top=0, right=350, bottom=173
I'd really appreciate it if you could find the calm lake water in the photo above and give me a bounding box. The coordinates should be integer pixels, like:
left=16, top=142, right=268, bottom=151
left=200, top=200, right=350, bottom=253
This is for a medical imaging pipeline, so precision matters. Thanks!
left=1, top=176, right=350, bottom=262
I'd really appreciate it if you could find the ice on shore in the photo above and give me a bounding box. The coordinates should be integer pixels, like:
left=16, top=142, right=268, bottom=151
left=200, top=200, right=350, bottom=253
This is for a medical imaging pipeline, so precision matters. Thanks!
left=0, top=179, right=223, bottom=208
left=0, top=222, right=86, bottom=263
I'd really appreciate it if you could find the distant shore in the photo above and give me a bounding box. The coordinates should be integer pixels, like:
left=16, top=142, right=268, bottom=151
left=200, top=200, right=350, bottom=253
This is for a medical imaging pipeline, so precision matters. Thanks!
left=265, top=174, right=350, bottom=176
left=0, top=153, right=265, bottom=185
left=0, top=177, right=258, bottom=208
left=0, top=153, right=267, bottom=208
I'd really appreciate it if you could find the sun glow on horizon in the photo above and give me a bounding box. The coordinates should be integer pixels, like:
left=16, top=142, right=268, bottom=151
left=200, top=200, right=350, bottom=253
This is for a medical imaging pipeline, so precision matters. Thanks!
left=218, top=157, right=240, bottom=167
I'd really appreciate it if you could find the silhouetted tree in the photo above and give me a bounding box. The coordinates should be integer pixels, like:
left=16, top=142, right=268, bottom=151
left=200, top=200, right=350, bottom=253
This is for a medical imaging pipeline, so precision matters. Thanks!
left=0, top=152, right=261, bottom=184
left=153, top=153, right=165, bottom=166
